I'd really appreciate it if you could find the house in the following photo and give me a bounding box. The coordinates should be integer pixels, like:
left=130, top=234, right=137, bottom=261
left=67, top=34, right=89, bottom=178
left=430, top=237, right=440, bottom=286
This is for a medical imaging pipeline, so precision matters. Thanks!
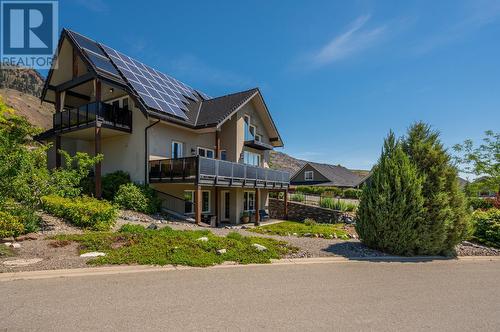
left=290, top=162, right=364, bottom=188
left=36, top=29, right=290, bottom=226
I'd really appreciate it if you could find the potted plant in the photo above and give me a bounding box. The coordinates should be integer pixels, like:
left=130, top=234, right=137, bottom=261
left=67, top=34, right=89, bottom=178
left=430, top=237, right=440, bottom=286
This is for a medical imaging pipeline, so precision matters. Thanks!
left=241, top=211, right=250, bottom=224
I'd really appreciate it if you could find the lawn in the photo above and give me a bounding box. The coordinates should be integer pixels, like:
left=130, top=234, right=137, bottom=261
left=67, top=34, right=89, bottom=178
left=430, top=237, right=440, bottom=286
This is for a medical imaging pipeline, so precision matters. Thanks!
left=51, top=224, right=298, bottom=267
left=250, top=221, right=350, bottom=239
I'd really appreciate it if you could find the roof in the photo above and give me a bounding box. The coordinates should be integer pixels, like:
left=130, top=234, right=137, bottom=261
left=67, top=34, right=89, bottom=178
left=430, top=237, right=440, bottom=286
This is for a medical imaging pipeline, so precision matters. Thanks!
left=292, top=162, right=365, bottom=188
left=42, top=29, right=283, bottom=144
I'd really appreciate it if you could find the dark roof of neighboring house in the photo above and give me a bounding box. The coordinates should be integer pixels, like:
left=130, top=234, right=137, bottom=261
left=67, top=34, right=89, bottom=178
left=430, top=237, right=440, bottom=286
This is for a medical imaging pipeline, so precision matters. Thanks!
left=41, top=29, right=282, bottom=145
left=292, top=162, right=365, bottom=187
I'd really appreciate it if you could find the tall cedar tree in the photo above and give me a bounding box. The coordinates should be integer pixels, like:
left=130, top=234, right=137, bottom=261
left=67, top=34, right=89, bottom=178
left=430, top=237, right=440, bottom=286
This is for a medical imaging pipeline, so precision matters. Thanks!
left=402, top=122, right=469, bottom=254
left=356, top=132, right=425, bottom=255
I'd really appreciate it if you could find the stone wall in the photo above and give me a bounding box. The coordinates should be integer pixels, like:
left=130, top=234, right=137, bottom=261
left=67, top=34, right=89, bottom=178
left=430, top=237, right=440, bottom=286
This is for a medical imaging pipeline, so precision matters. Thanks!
left=269, top=198, right=351, bottom=223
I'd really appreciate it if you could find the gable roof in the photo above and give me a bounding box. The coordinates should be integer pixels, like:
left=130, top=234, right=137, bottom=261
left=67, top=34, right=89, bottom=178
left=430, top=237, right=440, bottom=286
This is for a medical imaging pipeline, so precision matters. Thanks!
left=41, top=29, right=284, bottom=145
left=291, top=162, right=365, bottom=187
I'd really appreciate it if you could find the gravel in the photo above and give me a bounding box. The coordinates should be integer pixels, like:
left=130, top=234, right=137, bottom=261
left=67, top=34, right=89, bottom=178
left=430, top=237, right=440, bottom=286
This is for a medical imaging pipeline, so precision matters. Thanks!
left=455, top=241, right=500, bottom=256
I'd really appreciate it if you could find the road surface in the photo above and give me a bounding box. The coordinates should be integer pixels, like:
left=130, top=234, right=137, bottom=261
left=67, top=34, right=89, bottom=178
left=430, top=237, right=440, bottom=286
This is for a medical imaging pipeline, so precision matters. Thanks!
left=1, top=258, right=499, bottom=331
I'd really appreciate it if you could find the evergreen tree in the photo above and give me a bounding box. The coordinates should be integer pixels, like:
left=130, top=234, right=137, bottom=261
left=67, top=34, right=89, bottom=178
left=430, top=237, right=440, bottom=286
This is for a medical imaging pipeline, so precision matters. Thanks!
left=402, top=122, right=470, bottom=254
left=356, top=132, right=425, bottom=255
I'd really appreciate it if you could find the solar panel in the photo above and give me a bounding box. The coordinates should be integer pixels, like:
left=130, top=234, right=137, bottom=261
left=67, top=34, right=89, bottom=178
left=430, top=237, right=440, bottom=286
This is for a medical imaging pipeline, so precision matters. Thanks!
left=83, top=49, right=122, bottom=77
left=99, top=43, right=204, bottom=120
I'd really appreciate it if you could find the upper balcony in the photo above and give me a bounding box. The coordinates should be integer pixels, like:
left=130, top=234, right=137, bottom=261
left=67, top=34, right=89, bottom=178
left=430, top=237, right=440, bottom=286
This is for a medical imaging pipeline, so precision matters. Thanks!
left=53, top=101, right=132, bottom=134
left=149, top=156, right=290, bottom=189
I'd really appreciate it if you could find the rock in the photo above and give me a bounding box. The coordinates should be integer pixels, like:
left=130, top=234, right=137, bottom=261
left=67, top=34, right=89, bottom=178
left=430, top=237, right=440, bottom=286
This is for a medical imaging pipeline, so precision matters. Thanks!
left=197, top=236, right=209, bottom=242
left=4, top=242, right=12, bottom=247
left=292, top=233, right=298, bottom=236
left=1, top=237, right=14, bottom=243
left=241, top=225, right=251, bottom=229
left=80, top=251, right=106, bottom=258
left=252, top=243, right=267, bottom=251
left=334, top=233, right=338, bottom=239
left=10, top=243, right=21, bottom=249
left=216, top=249, right=227, bottom=255
left=3, top=258, right=43, bottom=266
left=147, top=223, right=158, bottom=230
left=314, top=234, right=319, bottom=238
left=303, top=233, right=312, bottom=237
left=319, top=234, right=324, bottom=238
left=328, top=234, right=334, bottom=239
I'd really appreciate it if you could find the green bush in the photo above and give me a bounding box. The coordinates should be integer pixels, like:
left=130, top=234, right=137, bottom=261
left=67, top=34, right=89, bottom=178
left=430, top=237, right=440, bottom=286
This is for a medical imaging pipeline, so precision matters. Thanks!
left=0, top=211, right=24, bottom=238
left=320, top=197, right=357, bottom=212
left=468, top=197, right=494, bottom=210
left=471, top=209, right=500, bottom=248
left=41, top=195, right=117, bottom=231
left=304, top=218, right=317, bottom=226
left=342, top=188, right=362, bottom=199
left=356, top=132, right=426, bottom=256
left=102, top=171, right=131, bottom=201
left=2, top=200, right=41, bottom=234
left=290, top=192, right=305, bottom=202
left=295, top=186, right=341, bottom=196
left=113, top=183, right=160, bottom=214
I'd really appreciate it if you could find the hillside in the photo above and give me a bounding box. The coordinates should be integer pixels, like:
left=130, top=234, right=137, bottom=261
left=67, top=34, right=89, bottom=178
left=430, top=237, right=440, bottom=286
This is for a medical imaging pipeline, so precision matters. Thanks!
left=269, top=150, right=307, bottom=175
left=0, top=66, right=54, bottom=129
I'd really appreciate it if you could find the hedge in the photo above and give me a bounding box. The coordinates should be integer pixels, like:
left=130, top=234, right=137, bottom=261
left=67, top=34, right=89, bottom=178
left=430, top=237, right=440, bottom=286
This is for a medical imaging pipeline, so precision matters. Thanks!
left=41, top=195, right=118, bottom=231
left=0, top=211, right=24, bottom=238
left=471, top=209, right=500, bottom=248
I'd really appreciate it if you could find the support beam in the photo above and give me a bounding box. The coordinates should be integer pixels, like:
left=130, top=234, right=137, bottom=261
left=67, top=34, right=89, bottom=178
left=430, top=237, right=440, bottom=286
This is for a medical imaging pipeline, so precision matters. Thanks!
left=195, top=185, right=202, bottom=225
left=214, top=187, right=219, bottom=227
left=54, top=91, right=61, bottom=168
left=72, top=47, right=79, bottom=78
left=283, top=189, right=288, bottom=220
left=215, top=130, right=221, bottom=159
left=254, top=189, right=260, bottom=226
left=94, top=79, right=102, bottom=199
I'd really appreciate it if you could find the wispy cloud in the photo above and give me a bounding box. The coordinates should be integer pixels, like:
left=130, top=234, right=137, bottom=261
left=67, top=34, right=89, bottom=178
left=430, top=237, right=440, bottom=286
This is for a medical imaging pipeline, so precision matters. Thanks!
left=74, top=0, right=108, bottom=13
left=414, top=0, right=500, bottom=55
left=168, top=54, right=253, bottom=89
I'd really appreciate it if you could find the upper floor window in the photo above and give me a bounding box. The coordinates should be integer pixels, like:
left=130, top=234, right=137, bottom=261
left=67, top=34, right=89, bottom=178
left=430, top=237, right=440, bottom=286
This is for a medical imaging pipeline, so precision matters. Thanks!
left=198, top=147, right=214, bottom=159
left=220, top=150, right=227, bottom=160
left=243, top=151, right=261, bottom=167
left=255, top=134, right=262, bottom=142
left=305, top=171, right=314, bottom=181
left=244, top=115, right=255, bottom=141
left=122, top=97, right=129, bottom=111
left=172, top=141, right=183, bottom=159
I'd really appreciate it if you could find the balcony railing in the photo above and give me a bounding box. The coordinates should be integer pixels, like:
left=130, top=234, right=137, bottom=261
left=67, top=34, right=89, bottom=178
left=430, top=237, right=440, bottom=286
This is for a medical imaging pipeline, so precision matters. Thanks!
left=149, top=156, right=290, bottom=189
left=53, top=101, right=132, bottom=132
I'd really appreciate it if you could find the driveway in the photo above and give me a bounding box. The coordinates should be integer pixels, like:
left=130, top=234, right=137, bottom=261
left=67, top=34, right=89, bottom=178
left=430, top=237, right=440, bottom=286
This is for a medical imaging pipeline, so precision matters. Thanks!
left=1, top=258, right=499, bottom=331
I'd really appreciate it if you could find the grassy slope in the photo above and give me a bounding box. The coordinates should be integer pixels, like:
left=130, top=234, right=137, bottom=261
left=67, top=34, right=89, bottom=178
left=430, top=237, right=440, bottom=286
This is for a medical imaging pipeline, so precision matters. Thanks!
left=250, top=221, right=349, bottom=239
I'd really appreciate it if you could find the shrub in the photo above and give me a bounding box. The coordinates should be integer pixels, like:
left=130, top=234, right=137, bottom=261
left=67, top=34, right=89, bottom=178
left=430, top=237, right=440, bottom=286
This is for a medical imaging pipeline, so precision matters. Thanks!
left=320, top=197, right=357, bottom=212
left=356, top=132, right=425, bottom=256
left=402, top=122, right=470, bottom=254
left=41, top=195, right=117, bottom=231
left=468, top=197, right=494, bottom=210
left=304, top=218, right=317, bottom=226
left=113, top=183, right=160, bottom=214
left=290, top=193, right=305, bottom=202
left=2, top=200, right=41, bottom=234
left=471, top=209, right=500, bottom=248
left=0, top=211, right=24, bottom=238
left=295, top=186, right=341, bottom=196
left=342, top=188, right=362, bottom=199
left=102, top=171, right=131, bottom=201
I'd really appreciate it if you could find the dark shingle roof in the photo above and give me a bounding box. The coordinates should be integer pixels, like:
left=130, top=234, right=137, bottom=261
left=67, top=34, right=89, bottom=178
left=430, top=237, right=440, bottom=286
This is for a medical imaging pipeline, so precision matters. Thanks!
left=293, top=162, right=365, bottom=187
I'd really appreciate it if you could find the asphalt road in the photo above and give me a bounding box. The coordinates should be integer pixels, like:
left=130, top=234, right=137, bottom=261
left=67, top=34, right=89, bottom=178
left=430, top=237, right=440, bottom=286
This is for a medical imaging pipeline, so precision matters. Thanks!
left=1, top=259, right=500, bottom=331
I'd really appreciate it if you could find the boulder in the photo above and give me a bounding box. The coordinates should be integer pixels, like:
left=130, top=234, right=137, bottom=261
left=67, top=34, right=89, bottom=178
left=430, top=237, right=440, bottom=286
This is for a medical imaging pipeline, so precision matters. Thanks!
left=303, top=233, right=312, bottom=237
left=147, top=223, right=159, bottom=230
left=10, top=243, right=21, bottom=249
left=216, top=249, right=227, bottom=255
left=252, top=243, right=267, bottom=251
left=80, top=252, right=106, bottom=258
left=197, top=236, right=209, bottom=242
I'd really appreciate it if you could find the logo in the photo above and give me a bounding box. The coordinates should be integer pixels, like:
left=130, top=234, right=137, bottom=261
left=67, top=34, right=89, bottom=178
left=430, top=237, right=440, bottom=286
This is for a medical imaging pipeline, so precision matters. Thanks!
left=1, top=0, right=58, bottom=69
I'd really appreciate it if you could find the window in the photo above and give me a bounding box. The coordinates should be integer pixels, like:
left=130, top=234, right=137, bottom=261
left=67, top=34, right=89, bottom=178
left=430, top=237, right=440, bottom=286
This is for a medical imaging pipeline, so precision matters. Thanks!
left=305, top=171, right=314, bottom=181
left=243, top=151, right=261, bottom=166
left=255, top=134, right=262, bottom=142
left=184, top=190, right=210, bottom=213
left=172, top=141, right=183, bottom=159
left=122, top=97, right=129, bottom=111
left=244, top=115, right=255, bottom=141
left=184, top=190, right=194, bottom=214
left=220, top=150, right=227, bottom=160
left=244, top=191, right=255, bottom=211
left=202, top=191, right=210, bottom=213
left=197, top=147, right=215, bottom=159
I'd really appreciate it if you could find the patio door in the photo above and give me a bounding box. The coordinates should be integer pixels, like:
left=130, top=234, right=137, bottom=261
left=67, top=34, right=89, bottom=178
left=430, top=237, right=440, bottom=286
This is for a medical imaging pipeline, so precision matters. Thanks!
left=221, top=191, right=230, bottom=221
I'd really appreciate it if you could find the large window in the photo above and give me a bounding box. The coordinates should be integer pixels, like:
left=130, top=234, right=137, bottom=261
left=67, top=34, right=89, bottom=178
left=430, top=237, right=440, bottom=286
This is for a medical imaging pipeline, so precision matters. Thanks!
left=244, top=191, right=255, bottom=211
left=197, top=147, right=214, bottom=159
left=305, top=170, right=314, bottom=181
left=184, top=190, right=210, bottom=214
left=172, top=141, right=183, bottom=159
left=243, top=151, right=261, bottom=166
left=244, top=115, right=255, bottom=141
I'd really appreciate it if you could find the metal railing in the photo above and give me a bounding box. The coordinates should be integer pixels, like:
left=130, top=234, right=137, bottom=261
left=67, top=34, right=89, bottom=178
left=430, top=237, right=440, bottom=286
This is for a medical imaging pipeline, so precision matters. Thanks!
left=53, top=101, right=132, bottom=131
left=148, top=156, right=290, bottom=187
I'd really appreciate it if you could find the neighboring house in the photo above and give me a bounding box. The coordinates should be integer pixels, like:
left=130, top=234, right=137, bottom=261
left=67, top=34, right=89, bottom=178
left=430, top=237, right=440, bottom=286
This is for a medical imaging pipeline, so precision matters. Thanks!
left=36, top=29, right=290, bottom=225
left=290, top=162, right=364, bottom=188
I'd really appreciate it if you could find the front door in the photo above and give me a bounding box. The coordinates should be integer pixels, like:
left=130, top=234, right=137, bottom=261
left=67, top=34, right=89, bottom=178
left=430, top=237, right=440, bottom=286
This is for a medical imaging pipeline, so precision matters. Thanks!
left=221, top=191, right=230, bottom=221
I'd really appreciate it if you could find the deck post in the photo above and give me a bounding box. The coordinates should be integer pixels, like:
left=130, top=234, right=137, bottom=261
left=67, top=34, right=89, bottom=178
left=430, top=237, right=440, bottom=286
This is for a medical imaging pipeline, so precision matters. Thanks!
left=214, top=187, right=219, bottom=227
left=254, top=188, right=260, bottom=226
left=195, top=185, right=202, bottom=225
left=54, top=91, right=61, bottom=168
left=94, top=79, right=102, bottom=199
left=283, top=189, right=288, bottom=220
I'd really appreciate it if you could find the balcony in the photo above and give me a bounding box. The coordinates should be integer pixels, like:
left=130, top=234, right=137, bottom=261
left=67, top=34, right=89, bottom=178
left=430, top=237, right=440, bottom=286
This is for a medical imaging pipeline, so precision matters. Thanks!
left=149, top=156, right=290, bottom=189
left=53, top=101, right=132, bottom=133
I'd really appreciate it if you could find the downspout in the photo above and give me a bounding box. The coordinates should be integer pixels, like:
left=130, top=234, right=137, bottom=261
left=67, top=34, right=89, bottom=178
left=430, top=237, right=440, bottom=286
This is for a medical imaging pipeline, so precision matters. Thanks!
left=144, top=119, right=161, bottom=185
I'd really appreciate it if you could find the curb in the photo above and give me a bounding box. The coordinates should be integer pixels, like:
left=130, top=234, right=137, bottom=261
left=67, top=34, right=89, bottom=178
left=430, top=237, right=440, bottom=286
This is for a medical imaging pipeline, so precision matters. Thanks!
left=1, top=255, right=499, bottom=282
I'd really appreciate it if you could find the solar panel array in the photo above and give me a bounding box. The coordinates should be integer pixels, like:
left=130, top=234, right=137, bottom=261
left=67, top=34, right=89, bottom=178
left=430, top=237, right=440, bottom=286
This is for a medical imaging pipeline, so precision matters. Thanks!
left=100, top=44, right=206, bottom=120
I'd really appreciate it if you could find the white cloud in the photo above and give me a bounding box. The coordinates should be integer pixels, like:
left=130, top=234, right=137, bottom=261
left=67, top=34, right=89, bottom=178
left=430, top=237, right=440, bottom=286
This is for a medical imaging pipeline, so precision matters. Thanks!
left=309, top=15, right=386, bottom=67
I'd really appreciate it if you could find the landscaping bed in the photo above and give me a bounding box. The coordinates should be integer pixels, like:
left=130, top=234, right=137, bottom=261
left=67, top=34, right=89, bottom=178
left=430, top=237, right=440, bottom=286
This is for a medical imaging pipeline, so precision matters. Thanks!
left=249, top=221, right=353, bottom=239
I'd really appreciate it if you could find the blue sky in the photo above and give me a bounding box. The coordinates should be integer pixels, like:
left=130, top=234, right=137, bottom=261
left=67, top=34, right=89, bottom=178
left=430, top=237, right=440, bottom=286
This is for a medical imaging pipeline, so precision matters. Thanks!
left=59, top=0, right=500, bottom=171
